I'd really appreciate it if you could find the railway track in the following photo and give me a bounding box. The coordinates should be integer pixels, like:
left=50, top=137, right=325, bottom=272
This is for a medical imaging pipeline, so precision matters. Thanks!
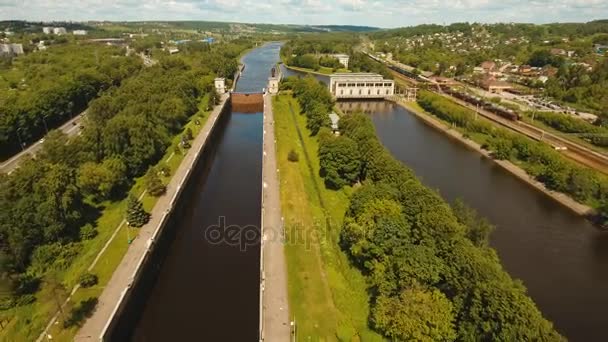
left=384, top=62, right=608, bottom=175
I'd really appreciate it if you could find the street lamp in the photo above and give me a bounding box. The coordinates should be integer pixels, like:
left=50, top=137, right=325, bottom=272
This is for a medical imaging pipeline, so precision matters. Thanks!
left=126, top=221, right=132, bottom=244
left=16, top=127, right=25, bottom=151
left=41, top=114, right=49, bottom=133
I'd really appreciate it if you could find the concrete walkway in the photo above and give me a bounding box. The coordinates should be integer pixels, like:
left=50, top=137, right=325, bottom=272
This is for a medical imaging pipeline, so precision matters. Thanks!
left=261, top=93, right=291, bottom=341
left=74, top=93, right=229, bottom=341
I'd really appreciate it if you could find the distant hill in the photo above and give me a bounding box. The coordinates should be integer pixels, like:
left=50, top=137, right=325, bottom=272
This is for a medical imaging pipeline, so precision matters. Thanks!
left=312, top=25, right=380, bottom=32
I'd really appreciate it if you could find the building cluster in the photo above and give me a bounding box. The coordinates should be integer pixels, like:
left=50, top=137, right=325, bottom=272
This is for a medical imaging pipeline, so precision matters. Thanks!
left=381, top=26, right=512, bottom=56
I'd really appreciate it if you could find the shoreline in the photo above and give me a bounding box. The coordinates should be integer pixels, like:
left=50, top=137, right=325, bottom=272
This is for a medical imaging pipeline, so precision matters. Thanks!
left=393, top=100, right=594, bottom=217
left=281, top=62, right=335, bottom=77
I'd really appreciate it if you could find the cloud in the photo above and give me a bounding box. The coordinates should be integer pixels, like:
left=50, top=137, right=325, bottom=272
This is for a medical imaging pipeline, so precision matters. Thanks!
left=0, top=0, right=606, bottom=27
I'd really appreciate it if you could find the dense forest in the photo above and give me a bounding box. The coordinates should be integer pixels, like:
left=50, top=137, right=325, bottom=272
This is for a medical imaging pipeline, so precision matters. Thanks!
left=282, top=76, right=560, bottom=340
left=0, top=42, right=248, bottom=314
left=545, top=59, right=608, bottom=113
left=280, top=34, right=360, bottom=72
left=0, top=44, right=142, bottom=159
left=281, top=36, right=392, bottom=78
left=418, top=90, right=608, bottom=215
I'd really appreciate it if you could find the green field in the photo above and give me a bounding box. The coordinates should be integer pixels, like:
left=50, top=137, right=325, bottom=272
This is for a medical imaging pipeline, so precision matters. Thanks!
left=0, top=94, right=213, bottom=342
left=273, top=94, right=382, bottom=341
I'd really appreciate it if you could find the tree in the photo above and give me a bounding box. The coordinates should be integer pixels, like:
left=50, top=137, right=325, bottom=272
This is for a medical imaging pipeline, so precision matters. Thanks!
left=452, top=199, right=494, bottom=247
left=318, top=135, right=361, bottom=189
left=77, top=157, right=127, bottom=200
left=144, top=168, right=166, bottom=197
left=126, top=195, right=150, bottom=228
left=372, top=286, right=456, bottom=342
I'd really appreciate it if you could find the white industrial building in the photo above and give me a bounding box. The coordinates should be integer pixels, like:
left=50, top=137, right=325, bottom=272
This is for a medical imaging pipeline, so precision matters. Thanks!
left=0, top=43, right=24, bottom=56
left=73, top=30, right=88, bottom=35
left=42, top=27, right=53, bottom=34
left=332, top=54, right=349, bottom=69
left=328, top=73, right=395, bottom=99
left=53, top=27, right=67, bottom=35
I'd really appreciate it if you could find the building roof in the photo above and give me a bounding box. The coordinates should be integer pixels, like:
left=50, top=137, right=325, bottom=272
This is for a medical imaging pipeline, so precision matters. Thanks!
left=329, top=73, right=391, bottom=81
left=480, top=61, right=496, bottom=70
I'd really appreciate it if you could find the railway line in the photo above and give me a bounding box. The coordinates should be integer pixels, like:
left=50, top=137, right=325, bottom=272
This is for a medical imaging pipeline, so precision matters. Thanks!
left=378, top=56, right=608, bottom=175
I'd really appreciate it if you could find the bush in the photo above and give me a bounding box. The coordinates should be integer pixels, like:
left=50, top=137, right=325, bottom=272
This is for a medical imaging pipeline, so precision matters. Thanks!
left=287, top=149, right=299, bottom=162
left=79, top=224, right=98, bottom=240
left=159, top=164, right=171, bottom=177
left=12, top=273, right=41, bottom=295
left=64, top=297, right=98, bottom=328
left=144, top=168, right=166, bottom=197
left=184, top=127, right=193, bottom=140
left=79, top=273, right=98, bottom=288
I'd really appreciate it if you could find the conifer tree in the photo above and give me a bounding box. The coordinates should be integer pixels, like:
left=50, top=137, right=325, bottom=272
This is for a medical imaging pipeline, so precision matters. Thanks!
left=126, top=195, right=150, bottom=228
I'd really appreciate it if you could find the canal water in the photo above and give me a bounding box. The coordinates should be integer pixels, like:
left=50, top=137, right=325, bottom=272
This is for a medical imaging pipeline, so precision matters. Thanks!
left=339, top=99, right=608, bottom=341
left=132, top=43, right=281, bottom=341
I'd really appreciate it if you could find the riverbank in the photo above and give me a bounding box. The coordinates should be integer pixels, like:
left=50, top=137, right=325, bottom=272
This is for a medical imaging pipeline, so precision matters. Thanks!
left=394, top=99, right=594, bottom=217
left=281, top=62, right=348, bottom=76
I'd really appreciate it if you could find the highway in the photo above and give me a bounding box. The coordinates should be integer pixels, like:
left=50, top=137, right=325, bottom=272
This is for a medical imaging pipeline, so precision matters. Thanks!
left=0, top=112, right=85, bottom=174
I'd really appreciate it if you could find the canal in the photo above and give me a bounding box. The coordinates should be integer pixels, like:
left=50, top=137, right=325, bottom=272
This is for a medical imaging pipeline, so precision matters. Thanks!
left=339, top=99, right=608, bottom=341
left=132, top=43, right=281, bottom=341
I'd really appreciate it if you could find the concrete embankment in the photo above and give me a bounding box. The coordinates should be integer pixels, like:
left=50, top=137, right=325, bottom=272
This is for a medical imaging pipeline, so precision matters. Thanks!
left=259, top=94, right=291, bottom=341
left=75, top=94, right=231, bottom=341
left=392, top=100, right=594, bottom=217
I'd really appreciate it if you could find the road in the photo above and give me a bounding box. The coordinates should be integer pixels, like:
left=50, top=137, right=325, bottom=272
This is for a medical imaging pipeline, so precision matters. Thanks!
left=73, top=94, right=229, bottom=341
left=0, top=112, right=85, bottom=174
left=261, top=93, right=291, bottom=340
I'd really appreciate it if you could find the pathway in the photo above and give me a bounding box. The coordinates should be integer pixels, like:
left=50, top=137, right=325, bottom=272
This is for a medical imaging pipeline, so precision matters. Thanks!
left=261, top=93, right=291, bottom=341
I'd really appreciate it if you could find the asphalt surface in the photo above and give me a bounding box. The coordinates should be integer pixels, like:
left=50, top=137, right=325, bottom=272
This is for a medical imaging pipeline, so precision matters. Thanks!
left=0, top=112, right=85, bottom=174
left=261, top=93, right=291, bottom=340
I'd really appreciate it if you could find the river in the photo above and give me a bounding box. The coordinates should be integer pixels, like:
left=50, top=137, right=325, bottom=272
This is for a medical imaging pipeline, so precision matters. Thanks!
left=340, top=99, right=608, bottom=342
left=132, top=43, right=281, bottom=341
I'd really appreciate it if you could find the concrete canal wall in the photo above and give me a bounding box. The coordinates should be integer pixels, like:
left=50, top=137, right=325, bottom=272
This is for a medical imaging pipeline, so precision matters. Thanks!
left=75, top=94, right=232, bottom=341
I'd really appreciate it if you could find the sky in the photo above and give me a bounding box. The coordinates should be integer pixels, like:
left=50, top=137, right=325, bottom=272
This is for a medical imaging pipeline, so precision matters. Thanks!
left=1, top=0, right=607, bottom=28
